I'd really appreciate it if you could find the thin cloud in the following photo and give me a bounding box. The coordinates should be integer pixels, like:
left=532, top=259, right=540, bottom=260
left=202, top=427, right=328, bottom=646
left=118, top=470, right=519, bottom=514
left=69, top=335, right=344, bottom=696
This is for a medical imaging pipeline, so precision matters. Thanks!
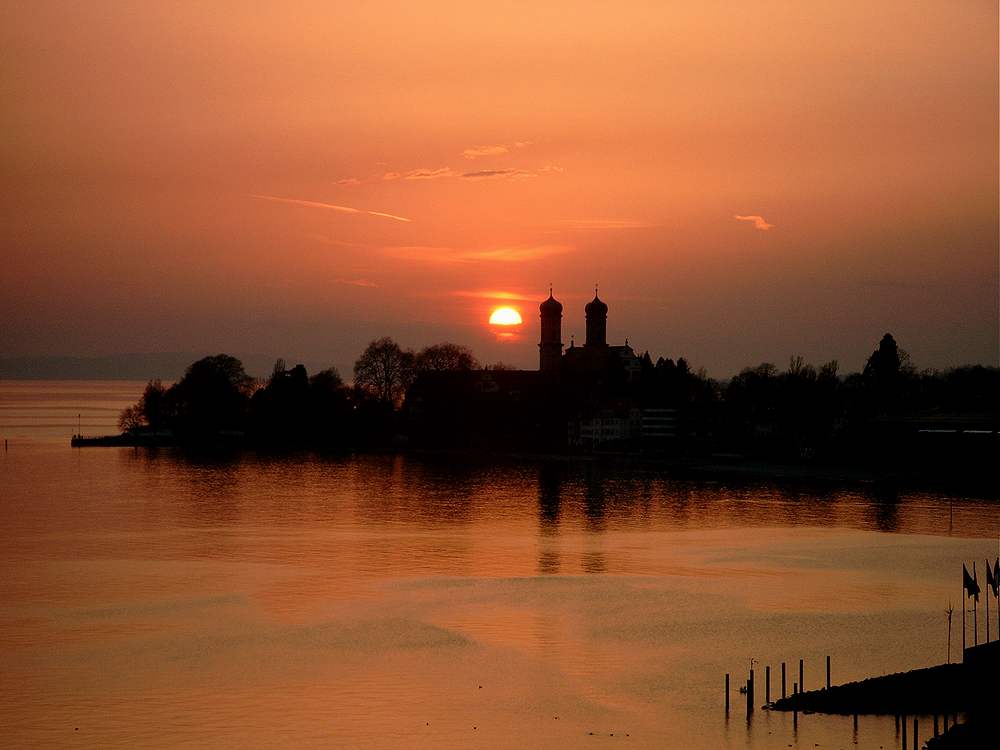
left=252, top=194, right=412, bottom=223
left=555, top=218, right=654, bottom=231
left=335, top=278, right=378, bottom=288
left=734, top=214, right=774, bottom=231
left=463, top=145, right=509, bottom=159
left=461, top=245, right=569, bottom=261
left=383, top=167, right=456, bottom=181
left=336, top=177, right=361, bottom=186
left=462, top=168, right=537, bottom=180
left=462, top=141, right=531, bottom=159
left=383, top=244, right=571, bottom=264
left=403, top=167, right=456, bottom=180
left=451, top=289, right=539, bottom=302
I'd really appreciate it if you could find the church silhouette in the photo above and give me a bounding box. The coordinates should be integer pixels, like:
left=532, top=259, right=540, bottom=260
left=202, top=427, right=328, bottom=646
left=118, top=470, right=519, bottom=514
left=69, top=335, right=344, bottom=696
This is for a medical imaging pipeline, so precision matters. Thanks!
left=405, top=289, right=669, bottom=451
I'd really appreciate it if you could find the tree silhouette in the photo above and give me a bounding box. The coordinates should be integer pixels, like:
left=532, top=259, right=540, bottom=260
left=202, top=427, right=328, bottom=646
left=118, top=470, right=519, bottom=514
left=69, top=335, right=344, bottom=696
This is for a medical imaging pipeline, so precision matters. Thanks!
left=137, top=379, right=169, bottom=429
left=118, top=405, right=143, bottom=432
left=170, top=354, right=253, bottom=436
left=415, top=342, right=478, bottom=372
left=863, top=333, right=901, bottom=383
left=353, top=337, right=416, bottom=407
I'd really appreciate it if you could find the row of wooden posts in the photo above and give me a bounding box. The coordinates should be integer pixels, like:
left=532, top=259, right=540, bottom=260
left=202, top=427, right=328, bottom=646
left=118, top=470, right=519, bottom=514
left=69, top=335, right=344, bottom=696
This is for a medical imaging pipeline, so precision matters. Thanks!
left=725, top=658, right=960, bottom=749
left=724, top=655, right=832, bottom=714
left=894, top=712, right=959, bottom=750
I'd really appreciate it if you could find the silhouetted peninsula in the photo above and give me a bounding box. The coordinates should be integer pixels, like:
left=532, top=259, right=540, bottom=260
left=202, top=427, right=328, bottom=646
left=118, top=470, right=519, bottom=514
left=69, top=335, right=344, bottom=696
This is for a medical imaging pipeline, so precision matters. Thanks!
left=91, top=291, right=999, bottom=485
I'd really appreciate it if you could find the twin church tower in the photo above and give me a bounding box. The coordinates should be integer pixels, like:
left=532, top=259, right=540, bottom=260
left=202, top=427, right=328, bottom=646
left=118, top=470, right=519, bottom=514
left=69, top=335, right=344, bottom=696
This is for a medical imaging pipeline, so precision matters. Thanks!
left=538, top=288, right=611, bottom=373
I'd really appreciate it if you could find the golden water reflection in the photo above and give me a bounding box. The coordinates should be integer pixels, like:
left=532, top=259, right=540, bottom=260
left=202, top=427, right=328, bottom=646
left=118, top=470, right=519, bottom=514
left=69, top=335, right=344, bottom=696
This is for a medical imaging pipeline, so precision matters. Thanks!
left=1, top=446, right=997, bottom=749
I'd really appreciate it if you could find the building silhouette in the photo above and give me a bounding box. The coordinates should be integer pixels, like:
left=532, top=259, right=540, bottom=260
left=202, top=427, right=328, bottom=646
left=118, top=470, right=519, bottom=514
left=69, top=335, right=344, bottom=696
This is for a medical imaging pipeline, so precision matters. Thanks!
left=406, top=288, right=665, bottom=451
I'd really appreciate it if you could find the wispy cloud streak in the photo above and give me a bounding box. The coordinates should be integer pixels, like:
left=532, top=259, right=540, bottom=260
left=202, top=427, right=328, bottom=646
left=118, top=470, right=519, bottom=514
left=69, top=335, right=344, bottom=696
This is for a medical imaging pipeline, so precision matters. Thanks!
left=463, top=141, right=532, bottom=159
left=383, top=244, right=571, bottom=264
left=252, top=194, right=412, bottom=223
left=555, top=218, right=654, bottom=230
left=734, top=214, right=774, bottom=231
left=451, top=289, right=539, bottom=301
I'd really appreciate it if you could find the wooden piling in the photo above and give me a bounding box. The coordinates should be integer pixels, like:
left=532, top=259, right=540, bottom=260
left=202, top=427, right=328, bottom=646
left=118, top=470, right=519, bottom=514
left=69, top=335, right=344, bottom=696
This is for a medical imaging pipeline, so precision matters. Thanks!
left=747, top=668, right=754, bottom=714
left=725, top=673, right=729, bottom=712
left=765, top=665, right=770, bottom=704
left=781, top=662, right=786, bottom=699
left=826, top=655, right=830, bottom=689
left=799, top=658, right=803, bottom=692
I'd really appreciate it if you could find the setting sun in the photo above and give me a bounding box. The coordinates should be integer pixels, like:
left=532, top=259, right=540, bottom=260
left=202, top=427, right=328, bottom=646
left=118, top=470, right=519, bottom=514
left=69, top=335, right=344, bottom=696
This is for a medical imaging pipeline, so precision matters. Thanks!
left=488, top=307, right=523, bottom=326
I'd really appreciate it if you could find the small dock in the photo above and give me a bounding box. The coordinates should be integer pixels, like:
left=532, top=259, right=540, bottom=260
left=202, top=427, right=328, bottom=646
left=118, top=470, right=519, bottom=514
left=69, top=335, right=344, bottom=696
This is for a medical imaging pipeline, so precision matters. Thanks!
left=765, top=642, right=998, bottom=748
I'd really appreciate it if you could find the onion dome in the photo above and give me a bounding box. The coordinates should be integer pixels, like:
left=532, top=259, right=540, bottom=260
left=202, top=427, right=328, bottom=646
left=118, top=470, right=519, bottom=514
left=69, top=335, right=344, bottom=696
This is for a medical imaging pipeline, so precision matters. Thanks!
left=585, top=293, right=608, bottom=316
left=540, top=291, right=563, bottom=315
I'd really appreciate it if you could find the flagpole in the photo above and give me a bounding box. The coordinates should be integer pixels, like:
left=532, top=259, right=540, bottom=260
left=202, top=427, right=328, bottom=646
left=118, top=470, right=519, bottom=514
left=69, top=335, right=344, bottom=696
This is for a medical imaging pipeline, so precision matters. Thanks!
left=946, top=601, right=953, bottom=664
left=973, top=561, right=978, bottom=647
left=987, top=569, right=991, bottom=644
left=961, top=575, right=966, bottom=659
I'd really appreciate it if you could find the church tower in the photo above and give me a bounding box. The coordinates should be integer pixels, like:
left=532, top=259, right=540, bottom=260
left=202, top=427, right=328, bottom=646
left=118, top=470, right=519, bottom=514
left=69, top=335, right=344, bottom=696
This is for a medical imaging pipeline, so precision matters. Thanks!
left=538, top=289, right=563, bottom=372
left=584, top=287, right=608, bottom=347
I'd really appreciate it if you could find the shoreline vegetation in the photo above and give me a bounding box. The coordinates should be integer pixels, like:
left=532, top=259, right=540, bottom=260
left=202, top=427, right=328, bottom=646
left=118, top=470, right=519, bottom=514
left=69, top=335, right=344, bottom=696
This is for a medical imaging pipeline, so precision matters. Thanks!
left=74, top=334, right=997, bottom=491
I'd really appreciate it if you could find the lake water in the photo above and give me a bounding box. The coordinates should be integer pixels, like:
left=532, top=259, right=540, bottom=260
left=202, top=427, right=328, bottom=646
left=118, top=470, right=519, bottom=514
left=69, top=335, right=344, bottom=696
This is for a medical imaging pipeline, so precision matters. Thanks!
left=1, top=381, right=998, bottom=748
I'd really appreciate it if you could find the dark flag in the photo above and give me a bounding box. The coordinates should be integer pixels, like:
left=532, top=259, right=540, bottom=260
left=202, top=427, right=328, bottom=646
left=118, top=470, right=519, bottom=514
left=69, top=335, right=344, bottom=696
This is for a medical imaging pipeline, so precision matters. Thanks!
left=963, top=564, right=980, bottom=601
left=988, top=559, right=1000, bottom=598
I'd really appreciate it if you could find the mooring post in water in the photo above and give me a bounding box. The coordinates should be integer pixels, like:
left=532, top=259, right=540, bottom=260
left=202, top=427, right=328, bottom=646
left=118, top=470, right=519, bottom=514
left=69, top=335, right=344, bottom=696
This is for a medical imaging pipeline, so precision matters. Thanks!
left=725, top=673, right=729, bottom=712
left=747, top=668, right=754, bottom=714
left=826, top=655, right=830, bottom=689
left=781, top=662, right=786, bottom=699
left=912, top=718, right=918, bottom=750
left=799, top=658, right=803, bottom=692
left=764, top=665, right=770, bottom=704
left=853, top=713, right=858, bottom=731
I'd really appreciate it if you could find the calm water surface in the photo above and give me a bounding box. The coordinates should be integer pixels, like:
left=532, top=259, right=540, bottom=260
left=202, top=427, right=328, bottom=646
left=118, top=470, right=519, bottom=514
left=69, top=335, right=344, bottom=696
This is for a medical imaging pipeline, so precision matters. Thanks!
left=1, top=381, right=998, bottom=749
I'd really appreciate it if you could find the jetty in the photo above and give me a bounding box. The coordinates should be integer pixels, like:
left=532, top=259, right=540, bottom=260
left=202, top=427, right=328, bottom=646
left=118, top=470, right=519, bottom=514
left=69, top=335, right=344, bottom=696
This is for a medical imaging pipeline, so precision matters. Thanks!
left=769, top=641, right=997, bottom=747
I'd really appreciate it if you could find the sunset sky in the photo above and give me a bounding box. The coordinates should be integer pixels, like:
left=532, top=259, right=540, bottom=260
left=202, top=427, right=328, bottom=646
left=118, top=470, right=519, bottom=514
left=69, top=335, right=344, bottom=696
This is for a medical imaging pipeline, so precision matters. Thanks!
left=2, top=1, right=997, bottom=377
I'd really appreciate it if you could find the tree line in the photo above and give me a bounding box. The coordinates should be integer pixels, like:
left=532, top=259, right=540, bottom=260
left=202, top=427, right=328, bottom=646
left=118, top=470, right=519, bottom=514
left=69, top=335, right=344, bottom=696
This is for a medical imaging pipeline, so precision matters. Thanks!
left=118, top=340, right=479, bottom=448
left=118, top=332, right=999, bottom=461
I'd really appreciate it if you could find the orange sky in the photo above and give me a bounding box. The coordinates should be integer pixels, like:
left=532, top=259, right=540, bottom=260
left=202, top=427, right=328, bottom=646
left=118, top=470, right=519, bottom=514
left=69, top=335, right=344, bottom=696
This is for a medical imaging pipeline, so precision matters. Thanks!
left=2, top=1, right=997, bottom=376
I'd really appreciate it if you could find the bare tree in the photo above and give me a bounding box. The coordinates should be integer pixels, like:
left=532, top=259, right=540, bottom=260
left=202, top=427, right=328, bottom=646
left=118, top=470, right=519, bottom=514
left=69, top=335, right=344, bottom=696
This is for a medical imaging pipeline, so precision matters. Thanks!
left=415, top=342, right=478, bottom=372
left=118, top=405, right=144, bottom=433
left=353, top=337, right=416, bottom=407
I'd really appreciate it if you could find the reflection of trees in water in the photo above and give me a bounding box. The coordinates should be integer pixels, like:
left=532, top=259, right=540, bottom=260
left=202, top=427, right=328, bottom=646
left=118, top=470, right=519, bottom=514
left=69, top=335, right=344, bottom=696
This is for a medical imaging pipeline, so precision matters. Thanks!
left=582, top=550, right=606, bottom=574
left=352, top=454, right=480, bottom=525
left=581, top=465, right=608, bottom=573
left=537, top=462, right=562, bottom=529
left=583, top=464, right=606, bottom=531
left=868, top=482, right=901, bottom=533
left=537, top=549, right=560, bottom=575
left=537, top=462, right=562, bottom=574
